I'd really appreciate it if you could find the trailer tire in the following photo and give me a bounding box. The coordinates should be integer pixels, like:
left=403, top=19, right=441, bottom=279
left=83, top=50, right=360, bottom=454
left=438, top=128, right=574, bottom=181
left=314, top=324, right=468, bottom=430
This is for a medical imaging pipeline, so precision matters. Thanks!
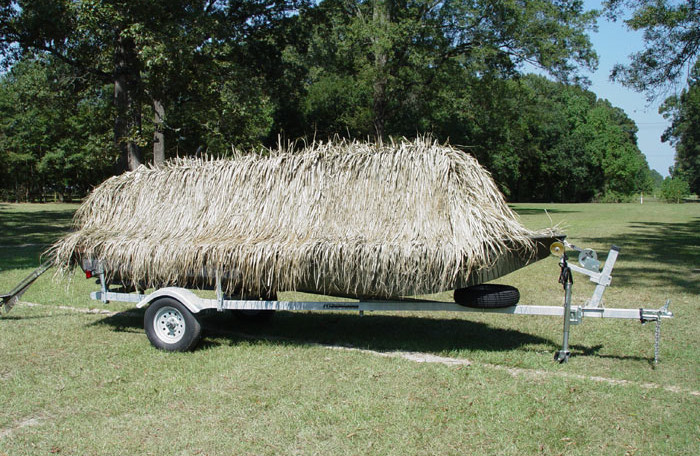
left=145, top=297, right=202, bottom=352
left=454, top=284, right=520, bottom=308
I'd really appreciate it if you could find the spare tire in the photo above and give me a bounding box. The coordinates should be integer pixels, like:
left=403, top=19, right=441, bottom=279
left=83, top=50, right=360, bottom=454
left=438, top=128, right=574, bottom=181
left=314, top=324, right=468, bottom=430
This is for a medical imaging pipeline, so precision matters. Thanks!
left=454, top=284, right=520, bottom=308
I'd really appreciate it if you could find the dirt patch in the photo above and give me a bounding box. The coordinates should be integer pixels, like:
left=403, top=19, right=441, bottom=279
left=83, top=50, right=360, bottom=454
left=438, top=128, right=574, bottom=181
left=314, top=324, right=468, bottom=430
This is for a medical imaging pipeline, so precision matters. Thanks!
left=0, top=414, right=47, bottom=439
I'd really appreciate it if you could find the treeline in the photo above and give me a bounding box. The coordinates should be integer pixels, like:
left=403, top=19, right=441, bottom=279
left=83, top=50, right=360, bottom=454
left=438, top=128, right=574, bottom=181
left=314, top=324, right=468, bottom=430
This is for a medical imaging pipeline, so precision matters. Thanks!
left=0, top=1, right=653, bottom=203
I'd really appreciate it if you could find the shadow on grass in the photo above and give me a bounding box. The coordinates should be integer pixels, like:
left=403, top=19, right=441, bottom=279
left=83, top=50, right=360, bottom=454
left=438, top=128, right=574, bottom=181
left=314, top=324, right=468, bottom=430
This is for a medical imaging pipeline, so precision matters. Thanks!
left=582, top=217, right=700, bottom=294
left=93, top=309, right=659, bottom=363
left=0, top=245, right=49, bottom=270
left=0, top=208, right=74, bottom=246
left=94, top=308, right=557, bottom=354
left=569, top=343, right=655, bottom=365
left=89, top=307, right=653, bottom=363
left=511, top=207, right=581, bottom=216
left=0, top=206, right=76, bottom=271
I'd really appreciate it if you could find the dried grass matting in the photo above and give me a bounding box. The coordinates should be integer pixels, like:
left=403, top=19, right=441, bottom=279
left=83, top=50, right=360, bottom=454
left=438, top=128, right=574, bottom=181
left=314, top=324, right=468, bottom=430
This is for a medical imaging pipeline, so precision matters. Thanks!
left=49, top=138, right=547, bottom=298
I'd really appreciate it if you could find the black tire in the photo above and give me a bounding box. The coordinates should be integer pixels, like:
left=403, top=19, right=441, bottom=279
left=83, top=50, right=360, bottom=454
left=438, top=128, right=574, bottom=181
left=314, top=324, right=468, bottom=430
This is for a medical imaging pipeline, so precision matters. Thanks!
left=454, top=284, right=520, bottom=308
left=144, top=297, right=202, bottom=351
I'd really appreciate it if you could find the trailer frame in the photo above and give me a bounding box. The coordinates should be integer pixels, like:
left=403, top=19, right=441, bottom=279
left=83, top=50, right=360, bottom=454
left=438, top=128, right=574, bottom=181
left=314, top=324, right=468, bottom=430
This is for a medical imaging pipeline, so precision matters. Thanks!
left=85, top=244, right=673, bottom=361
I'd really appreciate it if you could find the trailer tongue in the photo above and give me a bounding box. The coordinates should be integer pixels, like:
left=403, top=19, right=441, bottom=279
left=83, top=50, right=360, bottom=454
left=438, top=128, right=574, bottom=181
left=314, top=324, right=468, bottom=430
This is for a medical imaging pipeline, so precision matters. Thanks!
left=1, top=261, right=52, bottom=315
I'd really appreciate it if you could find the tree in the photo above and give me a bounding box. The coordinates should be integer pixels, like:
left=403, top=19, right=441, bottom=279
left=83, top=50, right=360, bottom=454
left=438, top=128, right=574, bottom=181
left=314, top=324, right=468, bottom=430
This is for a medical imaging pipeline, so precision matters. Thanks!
left=495, top=75, right=651, bottom=202
left=659, top=175, right=690, bottom=202
left=648, top=168, right=664, bottom=189
left=292, top=0, right=599, bottom=140
left=0, top=1, right=301, bottom=171
left=0, top=56, right=115, bottom=201
left=660, top=63, right=700, bottom=194
left=605, top=0, right=700, bottom=98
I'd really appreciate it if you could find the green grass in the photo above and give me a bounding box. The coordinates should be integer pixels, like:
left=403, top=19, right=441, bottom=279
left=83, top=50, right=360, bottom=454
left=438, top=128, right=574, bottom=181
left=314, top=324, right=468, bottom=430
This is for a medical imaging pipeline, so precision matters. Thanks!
left=1, top=202, right=698, bottom=455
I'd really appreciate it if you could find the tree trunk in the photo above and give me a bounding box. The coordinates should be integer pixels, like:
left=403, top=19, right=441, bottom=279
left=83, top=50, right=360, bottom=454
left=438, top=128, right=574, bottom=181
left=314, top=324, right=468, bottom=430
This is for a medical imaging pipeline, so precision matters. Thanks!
left=153, top=99, right=165, bottom=165
left=114, top=32, right=142, bottom=171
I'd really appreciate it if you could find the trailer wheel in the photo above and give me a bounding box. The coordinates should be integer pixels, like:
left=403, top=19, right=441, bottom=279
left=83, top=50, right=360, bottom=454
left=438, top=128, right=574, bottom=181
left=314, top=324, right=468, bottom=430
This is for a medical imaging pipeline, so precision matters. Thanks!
left=454, top=284, right=520, bottom=308
left=145, top=297, right=202, bottom=352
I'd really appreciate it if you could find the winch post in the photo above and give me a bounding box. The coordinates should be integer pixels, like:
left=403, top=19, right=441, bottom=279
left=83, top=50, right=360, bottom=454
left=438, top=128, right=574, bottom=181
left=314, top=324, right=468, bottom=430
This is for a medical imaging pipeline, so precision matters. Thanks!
left=565, top=244, right=619, bottom=309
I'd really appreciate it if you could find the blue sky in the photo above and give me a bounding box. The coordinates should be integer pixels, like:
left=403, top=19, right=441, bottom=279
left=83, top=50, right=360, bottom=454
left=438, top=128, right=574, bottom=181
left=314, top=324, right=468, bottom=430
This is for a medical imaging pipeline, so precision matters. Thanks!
left=583, top=0, right=676, bottom=176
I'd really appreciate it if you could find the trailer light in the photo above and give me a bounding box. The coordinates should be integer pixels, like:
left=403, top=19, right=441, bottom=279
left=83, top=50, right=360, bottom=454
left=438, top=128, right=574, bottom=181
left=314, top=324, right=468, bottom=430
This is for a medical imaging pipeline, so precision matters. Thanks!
left=85, top=270, right=93, bottom=279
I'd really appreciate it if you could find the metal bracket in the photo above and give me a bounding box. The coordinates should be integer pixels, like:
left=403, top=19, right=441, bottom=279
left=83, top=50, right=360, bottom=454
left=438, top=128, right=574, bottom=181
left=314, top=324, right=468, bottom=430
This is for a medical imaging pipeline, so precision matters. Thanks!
left=569, top=306, right=583, bottom=325
left=98, top=271, right=108, bottom=304
left=566, top=244, right=619, bottom=308
left=215, top=270, right=224, bottom=312
left=639, top=300, right=672, bottom=323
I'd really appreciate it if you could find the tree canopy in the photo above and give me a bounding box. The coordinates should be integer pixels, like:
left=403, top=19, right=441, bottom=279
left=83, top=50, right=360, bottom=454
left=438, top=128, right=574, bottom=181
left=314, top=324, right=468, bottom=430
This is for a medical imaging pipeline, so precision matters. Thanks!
left=0, top=0, right=657, bottom=203
left=0, top=0, right=302, bottom=169
left=660, top=63, right=700, bottom=194
left=605, top=0, right=700, bottom=98
left=0, top=56, right=115, bottom=201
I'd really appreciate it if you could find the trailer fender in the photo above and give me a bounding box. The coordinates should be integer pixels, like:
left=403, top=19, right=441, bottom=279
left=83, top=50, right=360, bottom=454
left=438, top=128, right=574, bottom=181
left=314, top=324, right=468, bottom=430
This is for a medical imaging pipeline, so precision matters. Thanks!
left=136, top=287, right=204, bottom=314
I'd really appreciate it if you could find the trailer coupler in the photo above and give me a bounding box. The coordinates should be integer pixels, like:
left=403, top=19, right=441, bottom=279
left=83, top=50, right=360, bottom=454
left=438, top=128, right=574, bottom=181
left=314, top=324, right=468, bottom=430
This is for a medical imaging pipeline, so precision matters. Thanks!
left=640, top=300, right=672, bottom=366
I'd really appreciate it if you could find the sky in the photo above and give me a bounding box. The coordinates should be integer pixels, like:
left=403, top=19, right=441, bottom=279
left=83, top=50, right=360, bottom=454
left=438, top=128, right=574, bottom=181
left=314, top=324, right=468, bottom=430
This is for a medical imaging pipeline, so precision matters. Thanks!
left=582, top=0, right=677, bottom=176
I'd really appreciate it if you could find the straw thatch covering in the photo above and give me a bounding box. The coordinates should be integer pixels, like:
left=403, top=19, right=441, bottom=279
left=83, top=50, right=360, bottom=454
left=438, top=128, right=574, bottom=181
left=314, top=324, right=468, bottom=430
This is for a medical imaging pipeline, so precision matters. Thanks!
left=49, top=138, right=552, bottom=299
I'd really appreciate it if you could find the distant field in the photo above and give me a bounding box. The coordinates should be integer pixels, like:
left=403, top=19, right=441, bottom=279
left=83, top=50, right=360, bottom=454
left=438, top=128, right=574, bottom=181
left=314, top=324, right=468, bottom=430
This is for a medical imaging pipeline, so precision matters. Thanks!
left=0, top=202, right=698, bottom=455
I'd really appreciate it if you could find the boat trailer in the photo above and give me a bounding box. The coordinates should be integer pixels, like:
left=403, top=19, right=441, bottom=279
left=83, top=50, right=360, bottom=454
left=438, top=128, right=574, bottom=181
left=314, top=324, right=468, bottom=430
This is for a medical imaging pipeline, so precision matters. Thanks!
left=2, top=243, right=673, bottom=362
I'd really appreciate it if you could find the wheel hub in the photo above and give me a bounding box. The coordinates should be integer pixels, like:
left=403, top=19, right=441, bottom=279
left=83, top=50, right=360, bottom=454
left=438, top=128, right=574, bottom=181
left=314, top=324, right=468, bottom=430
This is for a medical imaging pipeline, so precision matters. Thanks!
left=164, top=316, right=180, bottom=334
left=153, top=306, right=185, bottom=344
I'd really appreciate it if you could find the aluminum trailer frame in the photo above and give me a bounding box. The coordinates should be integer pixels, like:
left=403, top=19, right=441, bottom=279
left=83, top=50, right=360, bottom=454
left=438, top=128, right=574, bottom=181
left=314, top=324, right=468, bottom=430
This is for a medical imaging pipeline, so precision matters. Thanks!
left=90, top=291, right=672, bottom=321
left=87, top=244, right=673, bottom=362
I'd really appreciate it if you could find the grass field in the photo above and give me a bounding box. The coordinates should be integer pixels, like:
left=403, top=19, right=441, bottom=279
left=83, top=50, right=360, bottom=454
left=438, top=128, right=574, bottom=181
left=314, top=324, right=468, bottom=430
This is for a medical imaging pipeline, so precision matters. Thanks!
left=0, top=201, right=698, bottom=455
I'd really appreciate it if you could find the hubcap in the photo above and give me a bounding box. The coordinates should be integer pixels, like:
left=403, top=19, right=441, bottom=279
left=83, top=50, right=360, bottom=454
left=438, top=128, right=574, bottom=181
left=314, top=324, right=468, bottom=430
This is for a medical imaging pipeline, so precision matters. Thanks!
left=153, top=306, right=186, bottom=344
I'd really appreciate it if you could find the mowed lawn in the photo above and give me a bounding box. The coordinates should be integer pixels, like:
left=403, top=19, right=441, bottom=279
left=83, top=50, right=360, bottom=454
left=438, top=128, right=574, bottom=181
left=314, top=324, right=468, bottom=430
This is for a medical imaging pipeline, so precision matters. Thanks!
left=0, top=201, right=698, bottom=455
